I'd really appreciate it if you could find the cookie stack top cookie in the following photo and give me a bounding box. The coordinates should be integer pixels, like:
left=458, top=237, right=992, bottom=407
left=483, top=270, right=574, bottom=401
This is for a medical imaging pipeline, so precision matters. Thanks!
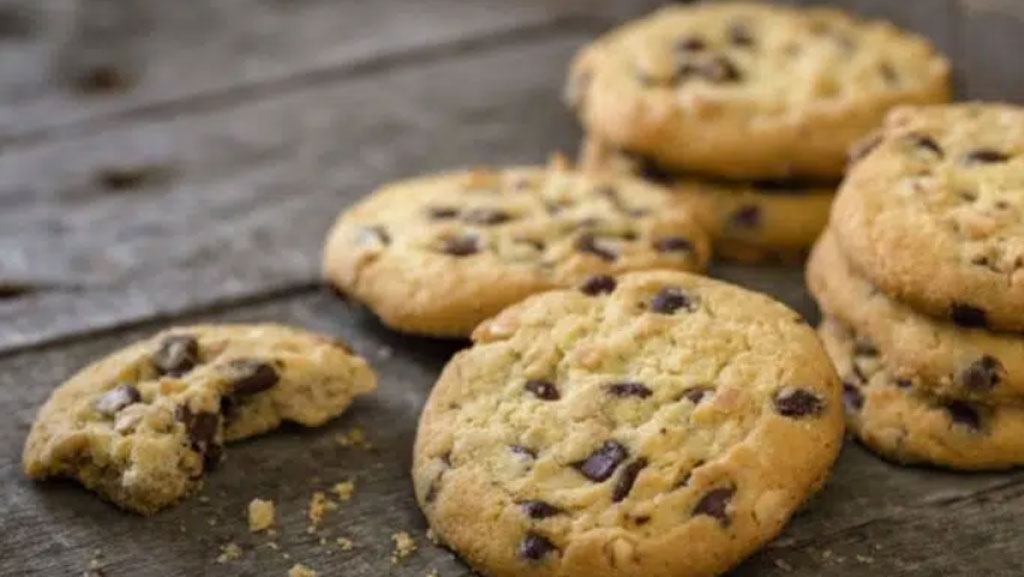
left=568, top=1, right=951, bottom=180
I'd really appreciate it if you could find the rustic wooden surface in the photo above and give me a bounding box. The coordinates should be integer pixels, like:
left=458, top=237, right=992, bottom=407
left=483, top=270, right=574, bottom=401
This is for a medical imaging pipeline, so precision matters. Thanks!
left=2, top=1, right=1024, bottom=575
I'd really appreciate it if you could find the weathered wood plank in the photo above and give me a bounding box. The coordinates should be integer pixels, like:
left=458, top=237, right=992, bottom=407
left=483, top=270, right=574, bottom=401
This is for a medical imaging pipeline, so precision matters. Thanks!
left=0, top=0, right=661, bottom=144
left=958, top=0, right=1024, bottom=102
left=2, top=290, right=1022, bottom=576
left=0, top=32, right=597, bottom=353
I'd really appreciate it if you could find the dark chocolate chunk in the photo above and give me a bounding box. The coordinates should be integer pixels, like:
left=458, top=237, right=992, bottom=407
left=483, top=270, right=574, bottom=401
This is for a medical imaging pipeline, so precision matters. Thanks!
left=442, top=235, right=480, bottom=256
left=682, top=387, right=713, bottom=405
left=650, top=287, right=693, bottom=314
left=520, top=532, right=557, bottom=561
left=521, top=500, right=562, bottom=519
left=692, top=486, right=735, bottom=526
left=525, top=379, right=560, bottom=401
left=894, top=378, right=912, bottom=389
left=464, top=208, right=512, bottom=225
left=852, top=337, right=879, bottom=357
left=608, top=382, right=653, bottom=398
left=677, top=36, right=707, bottom=52
left=653, top=236, right=694, bottom=253
left=175, top=405, right=221, bottom=465
left=573, top=440, right=628, bottom=482
left=227, top=360, right=279, bottom=395
left=580, top=275, right=617, bottom=296
left=842, top=382, right=864, bottom=411
left=773, top=388, right=825, bottom=418
left=959, top=356, right=1004, bottom=391
left=908, top=133, right=944, bottom=158
left=945, top=401, right=981, bottom=431
left=963, top=149, right=1010, bottom=165
left=730, top=205, right=761, bottom=229
left=93, top=384, right=141, bottom=416
left=152, top=335, right=200, bottom=377
left=612, top=458, right=648, bottom=502
left=427, top=206, right=459, bottom=219
left=950, top=302, right=987, bottom=328
left=575, top=233, right=617, bottom=262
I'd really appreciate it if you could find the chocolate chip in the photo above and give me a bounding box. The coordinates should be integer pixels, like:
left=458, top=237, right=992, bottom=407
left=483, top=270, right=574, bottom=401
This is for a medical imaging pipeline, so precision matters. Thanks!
left=442, top=235, right=479, bottom=256
left=520, top=532, right=557, bottom=561
left=852, top=337, right=879, bottom=357
left=93, top=384, right=141, bottom=416
left=227, top=360, right=279, bottom=395
left=959, top=356, right=1004, bottom=391
left=682, top=387, right=713, bottom=405
left=895, top=379, right=912, bottom=389
left=730, top=205, right=761, bottom=229
left=728, top=24, right=755, bottom=47
left=636, top=157, right=675, bottom=185
left=525, top=379, right=560, bottom=401
left=152, top=335, right=200, bottom=377
left=612, top=458, right=648, bottom=502
left=650, top=287, right=693, bottom=314
left=633, top=515, right=651, bottom=525
left=692, top=486, right=734, bottom=526
left=510, top=445, right=537, bottom=459
left=842, top=382, right=864, bottom=411
left=580, top=275, right=617, bottom=296
left=576, top=233, right=617, bottom=262
left=908, top=133, right=944, bottom=158
left=950, top=302, right=987, bottom=328
left=964, top=149, right=1010, bottom=165
left=360, top=225, right=391, bottom=246
left=848, top=133, right=882, bottom=166
left=427, top=206, right=459, bottom=219
left=464, top=208, right=512, bottom=225
left=677, top=36, right=706, bottom=52
left=773, top=388, right=824, bottom=418
left=653, top=236, right=694, bottom=253
left=220, top=396, right=237, bottom=421
left=521, top=500, right=562, bottom=519
left=574, top=440, right=628, bottom=482
left=945, top=401, right=981, bottom=430
left=608, top=382, right=652, bottom=398
left=175, top=405, right=221, bottom=465
left=699, top=55, right=742, bottom=83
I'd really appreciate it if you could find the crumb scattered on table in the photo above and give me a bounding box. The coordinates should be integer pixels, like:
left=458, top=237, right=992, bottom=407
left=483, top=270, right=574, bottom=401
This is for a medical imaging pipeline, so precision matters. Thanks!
left=287, top=563, right=317, bottom=577
left=308, top=491, right=337, bottom=529
left=774, top=558, right=793, bottom=572
left=216, top=543, right=243, bottom=563
left=335, top=426, right=373, bottom=449
left=425, top=570, right=440, bottom=577
left=248, top=498, right=276, bottom=532
left=332, top=480, right=355, bottom=501
left=336, top=537, right=354, bottom=551
left=391, top=531, right=417, bottom=564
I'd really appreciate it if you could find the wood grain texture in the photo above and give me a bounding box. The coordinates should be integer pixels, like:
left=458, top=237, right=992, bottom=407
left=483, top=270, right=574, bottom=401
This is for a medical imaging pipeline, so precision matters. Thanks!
left=3, top=290, right=1024, bottom=576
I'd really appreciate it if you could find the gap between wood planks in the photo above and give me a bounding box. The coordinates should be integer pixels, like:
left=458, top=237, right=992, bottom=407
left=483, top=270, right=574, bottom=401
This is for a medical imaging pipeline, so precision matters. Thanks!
left=0, top=14, right=608, bottom=152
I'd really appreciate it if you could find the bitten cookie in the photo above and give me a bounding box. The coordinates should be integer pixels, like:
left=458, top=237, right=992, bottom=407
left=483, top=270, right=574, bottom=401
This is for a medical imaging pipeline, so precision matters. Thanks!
left=413, top=270, right=843, bottom=577
left=579, top=136, right=833, bottom=262
left=820, top=318, right=1024, bottom=470
left=832, top=103, right=1024, bottom=332
left=808, top=230, right=1024, bottom=402
left=566, top=2, right=951, bottom=180
left=23, top=324, right=377, bottom=515
left=322, top=164, right=710, bottom=337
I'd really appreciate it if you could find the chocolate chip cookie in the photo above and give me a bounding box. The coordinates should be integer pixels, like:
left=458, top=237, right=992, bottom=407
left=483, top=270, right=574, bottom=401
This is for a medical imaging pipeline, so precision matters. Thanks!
left=831, top=103, right=1024, bottom=332
left=322, top=164, right=710, bottom=337
left=23, top=324, right=377, bottom=514
left=413, top=270, right=843, bottom=577
left=579, top=136, right=834, bottom=263
left=566, top=2, right=951, bottom=180
left=809, top=230, right=1024, bottom=402
left=819, top=318, right=1024, bottom=470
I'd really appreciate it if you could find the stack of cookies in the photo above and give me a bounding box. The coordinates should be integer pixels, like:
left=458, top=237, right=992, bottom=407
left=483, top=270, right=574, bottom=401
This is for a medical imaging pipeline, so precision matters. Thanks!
left=809, top=103, right=1024, bottom=470
left=567, top=2, right=951, bottom=262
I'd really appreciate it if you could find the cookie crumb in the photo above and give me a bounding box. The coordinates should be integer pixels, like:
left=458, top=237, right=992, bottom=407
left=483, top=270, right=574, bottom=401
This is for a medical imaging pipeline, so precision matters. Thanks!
left=332, top=480, right=355, bottom=501
left=335, top=426, right=372, bottom=449
left=216, top=542, right=243, bottom=563
left=248, top=498, right=276, bottom=532
left=426, top=528, right=439, bottom=545
left=287, top=563, right=317, bottom=577
left=391, top=531, right=417, bottom=563
left=773, top=558, right=793, bottom=572
left=336, top=537, right=354, bottom=551
left=856, top=554, right=875, bottom=564
left=308, top=491, right=337, bottom=529
left=425, top=571, right=440, bottom=577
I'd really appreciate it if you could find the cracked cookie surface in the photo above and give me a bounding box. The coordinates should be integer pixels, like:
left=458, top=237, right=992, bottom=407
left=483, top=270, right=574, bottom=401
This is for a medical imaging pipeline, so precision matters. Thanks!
left=322, top=165, right=710, bottom=337
left=23, top=324, right=377, bottom=514
left=819, top=318, right=1024, bottom=470
left=413, top=270, right=843, bottom=577
left=832, top=103, right=1024, bottom=332
left=809, top=230, right=1024, bottom=403
left=566, top=2, right=950, bottom=179
left=579, top=135, right=834, bottom=262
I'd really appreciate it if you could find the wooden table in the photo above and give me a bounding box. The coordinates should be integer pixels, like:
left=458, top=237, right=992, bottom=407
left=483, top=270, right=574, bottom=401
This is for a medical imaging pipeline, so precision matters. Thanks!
left=3, top=1, right=1023, bottom=575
